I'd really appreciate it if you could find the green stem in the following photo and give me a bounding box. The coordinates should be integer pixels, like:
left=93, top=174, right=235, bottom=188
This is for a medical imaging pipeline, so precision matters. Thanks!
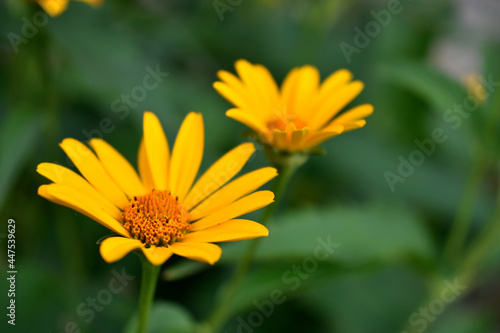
left=460, top=181, right=500, bottom=283
left=138, top=257, right=161, bottom=333
left=402, top=180, right=500, bottom=333
left=206, top=154, right=304, bottom=333
left=442, top=151, right=488, bottom=264
left=443, top=75, right=500, bottom=265
left=400, top=274, right=462, bottom=333
left=406, top=75, right=500, bottom=333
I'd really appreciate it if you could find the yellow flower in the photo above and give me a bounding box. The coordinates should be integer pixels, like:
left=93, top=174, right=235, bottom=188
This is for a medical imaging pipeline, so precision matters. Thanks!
left=463, top=73, right=488, bottom=104
left=36, top=0, right=103, bottom=17
left=214, top=60, right=374, bottom=153
left=37, top=112, right=276, bottom=266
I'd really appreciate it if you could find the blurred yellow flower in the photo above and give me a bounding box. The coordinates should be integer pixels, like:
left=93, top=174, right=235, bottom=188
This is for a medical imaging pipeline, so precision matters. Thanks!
left=37, top=0, right=103, bottom=17
left=463, top=73, right=488, bottom=104
left=37, top=112, right=276, bottom=266
left=214, top=60, right=373, bottom=153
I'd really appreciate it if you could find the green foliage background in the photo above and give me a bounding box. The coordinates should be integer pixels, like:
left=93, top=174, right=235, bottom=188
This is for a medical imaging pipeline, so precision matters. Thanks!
left=0, top=0, right=499, bottom=332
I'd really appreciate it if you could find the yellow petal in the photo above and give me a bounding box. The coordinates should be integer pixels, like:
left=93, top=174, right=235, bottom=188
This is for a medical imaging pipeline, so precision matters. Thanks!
left=143, top=112, right=169, bottom=191
left=37, top=0, right=68, bottom=17
left=190, top=167, right=277, bottom=220
left=36, top=163, right=122, bottom=220
left=190, top=190, right=274, bottom=231
left=169, top=242, right=222, bottom=264
left=255, top=64, right=280, bottom=108
left=38, top=184, right=129, bottom=237
left=183, top=219, right=268, bottom=243
left=141, top=246, right=174, bottom=266
left=271, top=129, right=287, bottom=150
left=290, top=128, right=310, bottom=151
left=219, top=65, right=279, bottom=114
left=301, top=126, right=344, bottom=149
left=100, top=237, right=143, bottom=263
left=217, top=70, right=246, bottom=93
left=234, top=60, right=270, bottom=118
left=290, top=66, right=320, bottom=118
left=309, top=81, right=365, bottom=130
left=281, top=67, right=301, bottom=112
left=138, top=138, right=155, bottom=192
left=235, top=62, right=279, bottom=115
left=327, top=104, right=374, bottom=126
left=169, top=113, right=204, bottom=201
left=315, top=69, right=353, bottom=108
left=226, top=109, right=267, bottom=134
left=340, top=120, right=367, bottom=132
left=89, top=139, right=146, bottom=198
left=213, top=81, right=253, bottom=113
left=184, top=142, right=256, bottom=210
left=59, top=138, right=129, bottom=208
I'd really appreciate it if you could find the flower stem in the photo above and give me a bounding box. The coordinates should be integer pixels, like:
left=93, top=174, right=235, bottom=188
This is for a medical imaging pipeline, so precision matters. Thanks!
left=442, top=152, right=488, bottom=264
left=138, top=257, right=161, bottom=333
left=460, top=179, right=500, bottom=283
left=401, top=182, right=500, bottom=333
left=399, top=275, right=459, bottom=333
left=206, top=153, right=305, bottom=332
left=443, top=76, right=500, bottom=265
left=406, top=75, right=500, bottom=333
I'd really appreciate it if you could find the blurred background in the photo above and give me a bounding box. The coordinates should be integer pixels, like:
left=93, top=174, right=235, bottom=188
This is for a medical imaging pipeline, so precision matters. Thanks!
left=1, top=0, right=500, bottom=332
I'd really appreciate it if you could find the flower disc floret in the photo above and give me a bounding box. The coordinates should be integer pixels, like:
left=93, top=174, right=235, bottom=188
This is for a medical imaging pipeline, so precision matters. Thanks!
left=122, top=190, right=190, bottom=247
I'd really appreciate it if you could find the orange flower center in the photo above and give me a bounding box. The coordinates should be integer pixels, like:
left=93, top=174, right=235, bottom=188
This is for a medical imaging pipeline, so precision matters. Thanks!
left=122, top=190, right=191, bottom=247
left=266, top=113, right=307, bottom=132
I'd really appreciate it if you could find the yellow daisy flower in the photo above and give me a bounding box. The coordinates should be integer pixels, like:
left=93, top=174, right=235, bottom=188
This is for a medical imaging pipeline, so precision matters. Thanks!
left=37, top=112, right=276, bottom=266
left=36, top=0, right=103, bottom=17
left=214, top=59, right=374, bottom=153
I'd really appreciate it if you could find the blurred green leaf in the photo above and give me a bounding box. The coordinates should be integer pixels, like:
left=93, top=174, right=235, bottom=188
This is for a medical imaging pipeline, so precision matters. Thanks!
left=207, top=203, right=436, bottom=322
left=124, top=301, right=196, bottom=333
left=221, top=265, right=425, bottom=332
left=219, top=203, right=435, bottom=266
left=304, top=266, right=426, bottom=333
left=378, top=60, right=468, bottom=112
left=166, top=200, right=437, bottom=282
left=229, top=263, right=343, bottom=314
left=320, top=131, right=492, bottom=223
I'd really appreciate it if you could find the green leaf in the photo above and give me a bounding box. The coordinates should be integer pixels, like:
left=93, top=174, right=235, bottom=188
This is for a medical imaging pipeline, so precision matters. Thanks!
left=219, top=203, right=435, bottom=267
left=214, top=204, right=435, bottom=317
left=124, top=301, right=196, bottom=333
left=223, top=264, right=426, bottom=331
left=0, top=109, right=40, bottom=211
left=229, top=262, right=344, bottom=315
left=304, top=266, right=426, bottom=333
left=378, top=60, right=468, bottom=112
left=320, top=131, right=492, bottom=225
